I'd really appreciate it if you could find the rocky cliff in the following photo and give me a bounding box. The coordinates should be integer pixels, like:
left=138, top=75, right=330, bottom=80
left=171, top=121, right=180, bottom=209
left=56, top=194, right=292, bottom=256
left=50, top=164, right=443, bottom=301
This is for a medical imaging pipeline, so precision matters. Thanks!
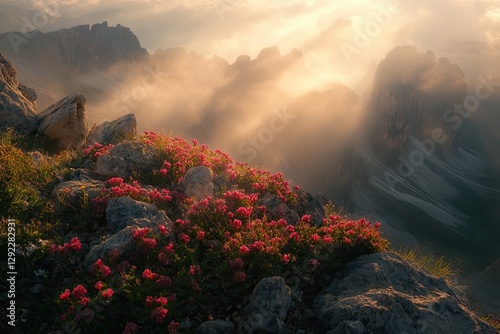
left=0, top=52, right=37, bottom=133
left=368, top=45, right=467, bottom=167
left=0, top=21, right=147, bottom=71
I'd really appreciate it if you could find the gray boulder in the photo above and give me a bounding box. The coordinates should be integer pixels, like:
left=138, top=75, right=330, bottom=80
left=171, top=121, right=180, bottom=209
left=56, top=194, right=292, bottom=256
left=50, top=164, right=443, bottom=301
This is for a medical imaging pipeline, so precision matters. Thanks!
left=105, top=196, right=160, bottom=233
left=83, top=225, right=135, bottom=269
left=95, top=141, right=155, bottom=178
left=314, top=252, right=497, bottom=334
left=53, top=180, right=105, bottom=212
left=258, top=193, right=299, bottom=225
left=181, top=166, right=214, bottom=200
left=37, top=93, right=88, bottom=150
left=0, top=53, right=38, bottom=134
left=295, top=189, right=325, bottom=226
left=197, top=320, right=235, bottom=334
left=238, top=276, right=292, bottom=334
left=83, top=213, right=172, bottom=269
left=87, top=113, right=137, bottom=146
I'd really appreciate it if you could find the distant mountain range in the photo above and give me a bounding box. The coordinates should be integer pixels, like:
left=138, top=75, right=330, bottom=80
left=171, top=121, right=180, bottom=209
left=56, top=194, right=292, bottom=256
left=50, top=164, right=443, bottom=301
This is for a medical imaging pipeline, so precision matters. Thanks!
left=0, top=21, right=146, bottom=70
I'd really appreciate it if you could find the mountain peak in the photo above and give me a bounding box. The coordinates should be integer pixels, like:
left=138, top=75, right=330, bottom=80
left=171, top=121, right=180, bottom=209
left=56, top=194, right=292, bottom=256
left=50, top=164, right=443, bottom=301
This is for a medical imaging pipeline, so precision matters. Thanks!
left=0, top=22, right=147, bottom=71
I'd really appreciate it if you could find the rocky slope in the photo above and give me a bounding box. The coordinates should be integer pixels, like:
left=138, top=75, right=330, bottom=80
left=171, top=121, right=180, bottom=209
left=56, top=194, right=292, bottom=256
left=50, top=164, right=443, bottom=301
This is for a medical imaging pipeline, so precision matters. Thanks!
left=0, top=52, right=37, bottom=134
left=367, top=45, right=467, bottom=167
left=0, top=52, right=498, bottom=334
left=0, top=52, right=136, bottom=150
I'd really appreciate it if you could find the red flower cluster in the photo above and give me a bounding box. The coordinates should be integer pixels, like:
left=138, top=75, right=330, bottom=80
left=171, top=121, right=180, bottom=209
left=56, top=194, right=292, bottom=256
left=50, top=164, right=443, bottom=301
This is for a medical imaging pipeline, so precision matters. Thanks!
left=50, top=237, right=82, bottom=254
left=57, top=132, right=389, bottom=332
left=82, top=142, right=114, bottom=159
left=60, top=284, right=89, bottom=306
left=90, top=259, right=112, bottom=278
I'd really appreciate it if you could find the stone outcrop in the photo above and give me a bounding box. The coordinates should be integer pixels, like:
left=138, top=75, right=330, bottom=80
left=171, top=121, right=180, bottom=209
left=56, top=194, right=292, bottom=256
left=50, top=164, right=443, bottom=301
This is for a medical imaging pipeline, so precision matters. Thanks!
left=96, top=142, right=155, bottom=178
left=314, top=252, right=496, bottom=334
left=53, top=180, right=104, bottom=212
left=295, top=189, right=325, bottom=226
left=238, top=276, right=292, bottom=334
left=105, top=196, right=161, bottom=233
left=181, top=166, right=214, bottom=200
left=87, top=113, right=137, bottom=146
left=368, top=45, right=467, bottom=166
left=37, top=93, right=88, bottom=150
left=83, top=213, right=172, bottom=269
left=0, top=52, right=38, bottom=133
left=258, top=193, right=299, bottom=225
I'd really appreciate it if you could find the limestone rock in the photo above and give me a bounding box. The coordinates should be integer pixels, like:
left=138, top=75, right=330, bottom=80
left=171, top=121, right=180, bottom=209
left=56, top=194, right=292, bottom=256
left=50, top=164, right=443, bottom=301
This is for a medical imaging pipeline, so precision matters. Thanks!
left=314, top=252, right=497, bottom=334
left=197, top=320, right=235, bottom=334
left=87, top=113, right=137, bottom=146
left=105, top=196, right=160, bottom=233
left=368, top=46, right=467, bottom=166
left=0, top=52, right=38, bottom=134
left=258, top=193, right=299, bottom=225
left=83, top=225, right=135, bottom=269
left=295, top=189, right=325, bottom=226
left=238, top=276, right=292, bottom=334
left=83, top=214, right=172, bottom=269
left=18, top=84, right=37, bottom=102
left=53, top=180, right=104, bottom=212
left=181, top=166, right=214, bottom=201
left=95, top=142, right=155, bottom=178
left=37, top=94, right=88, bottom=150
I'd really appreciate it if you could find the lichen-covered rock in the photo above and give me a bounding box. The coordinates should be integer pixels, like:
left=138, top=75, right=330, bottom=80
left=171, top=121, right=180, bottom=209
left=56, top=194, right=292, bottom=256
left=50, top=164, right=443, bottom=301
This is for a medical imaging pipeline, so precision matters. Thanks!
left=181, top=166, right=214, bottom=200
left=95, top=141, right=155, bottom=178
left=238, top=276, right=292, bottom=334
left=314, top=252, right=497, bottom=334
left=105, top=196, right=160, bottom=233
left=87, top=113, right=137, bottom=146
left=28, top=151, right=54, bottom=167
left=197, top=320, right=235, bottom=334
left=53, top=180, right=104, bottom=212
left=37, top=93, right=88, bottom=150
left=0, top=53, right=38, bottom=134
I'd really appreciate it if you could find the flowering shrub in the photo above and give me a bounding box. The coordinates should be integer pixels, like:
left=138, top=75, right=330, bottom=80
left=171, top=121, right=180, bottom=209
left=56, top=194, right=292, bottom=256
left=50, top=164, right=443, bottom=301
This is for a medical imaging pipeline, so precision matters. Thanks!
left=48, top=133, right=390, bottom=332
left=82, top=142, right=114, bottom=160
left=91, top=177, right=175, bottom=215
left=50, top=237, right=82, bottom=254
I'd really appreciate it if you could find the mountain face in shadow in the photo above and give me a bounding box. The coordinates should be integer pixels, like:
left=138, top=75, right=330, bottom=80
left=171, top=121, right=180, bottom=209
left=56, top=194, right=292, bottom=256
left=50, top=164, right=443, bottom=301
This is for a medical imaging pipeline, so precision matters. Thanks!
left=367, top=45, right=467, bottom=168
left=0, top=21, right=147, bottom=71
left=352, top=46, right=500, bottom=281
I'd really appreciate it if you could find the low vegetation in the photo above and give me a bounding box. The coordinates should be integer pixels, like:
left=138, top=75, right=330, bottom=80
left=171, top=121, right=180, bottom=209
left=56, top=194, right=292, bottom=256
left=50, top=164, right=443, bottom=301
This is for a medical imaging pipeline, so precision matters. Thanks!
left=1, top=130, right=496, bottom=333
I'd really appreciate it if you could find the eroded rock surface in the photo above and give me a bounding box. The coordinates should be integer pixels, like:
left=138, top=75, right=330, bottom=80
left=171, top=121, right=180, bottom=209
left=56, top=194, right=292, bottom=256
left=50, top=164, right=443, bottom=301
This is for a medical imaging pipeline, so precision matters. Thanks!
left=37, top=93, right=88, bottom=150
left=314, top=252, right=497, bottom=334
